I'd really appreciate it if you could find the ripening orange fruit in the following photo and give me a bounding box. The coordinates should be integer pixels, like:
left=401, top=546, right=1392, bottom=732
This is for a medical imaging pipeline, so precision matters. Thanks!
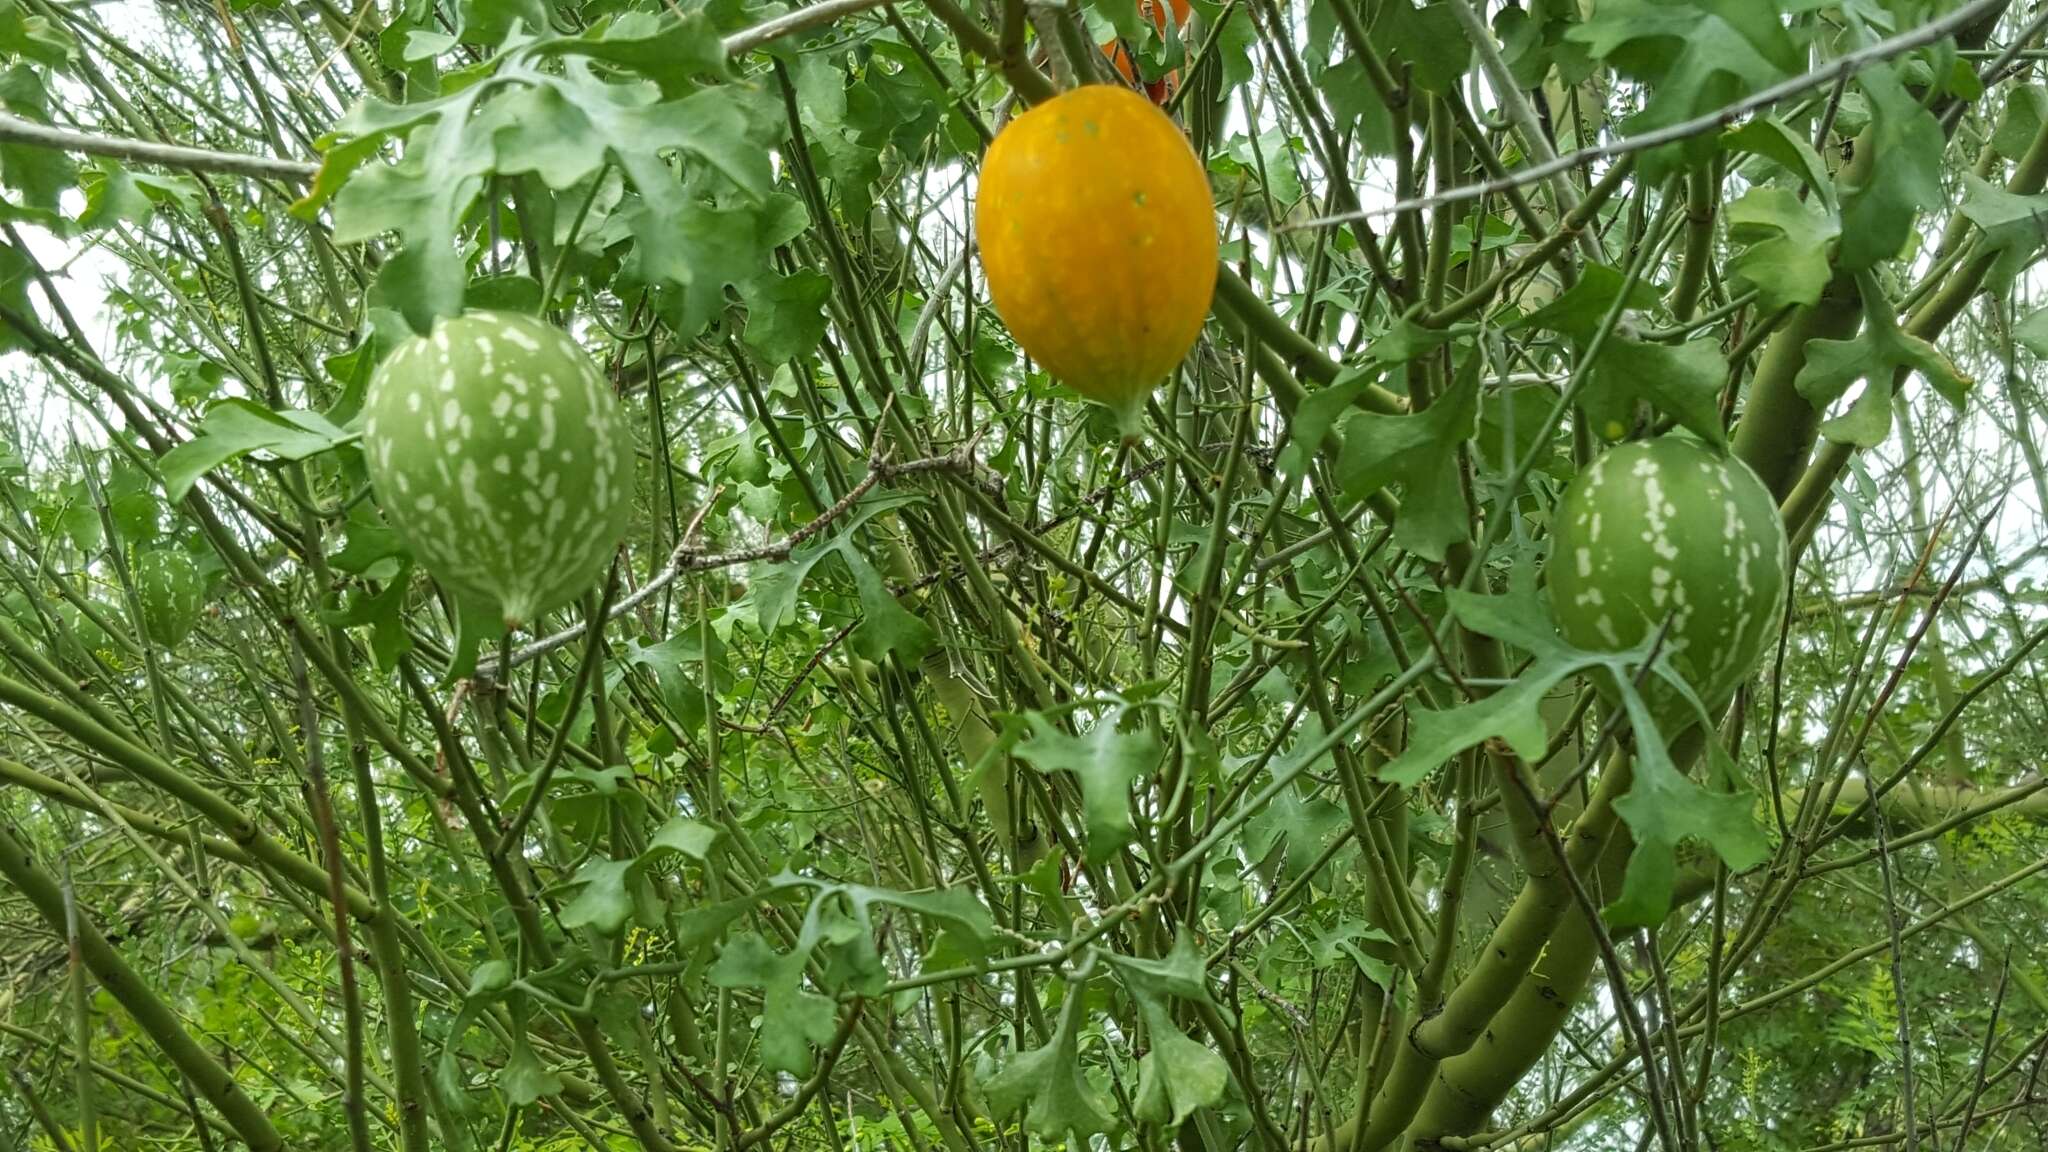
left=1102, top=0, right=1191, bottom=105
left=975, top=85, right=1218, bottom=433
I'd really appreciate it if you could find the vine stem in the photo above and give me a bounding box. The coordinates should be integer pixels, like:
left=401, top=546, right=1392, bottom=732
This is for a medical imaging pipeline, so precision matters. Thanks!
left=0, top=820, right=287, bottom=1151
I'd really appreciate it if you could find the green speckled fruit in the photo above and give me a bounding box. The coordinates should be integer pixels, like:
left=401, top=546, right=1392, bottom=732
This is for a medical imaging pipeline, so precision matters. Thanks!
left=135, top=548, right=205, bottom=646
left=1547, top=437, right=1788, bottom=711
left=362, top=312, right=634, bottom=626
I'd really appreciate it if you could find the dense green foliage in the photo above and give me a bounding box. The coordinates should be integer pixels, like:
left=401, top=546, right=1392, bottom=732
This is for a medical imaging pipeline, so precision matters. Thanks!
left=0, top=2, right=2045, bottom=1152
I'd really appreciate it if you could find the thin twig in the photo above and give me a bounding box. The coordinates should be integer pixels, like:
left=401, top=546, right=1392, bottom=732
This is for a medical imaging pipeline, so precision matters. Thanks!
left=0, top=110, right=315, bottom=181
left=1940, top=4, right=2048, bottom=135
left=291, top=641, right=373, bottom=1152
left=1951, top=949, right=2010, bottom=1152
left=1449, top=859, right=2048, bottom=1152
left=1810, top=503, right=2006, bottom=846
left=60, top=856, right=95, bottom=1152
left=722, top=0, right=896, bottom=56
left=1871, top=802, right=1919, bottom=1152
left=733, top=1001, right=865, bottom=1147
left=1541, top=614, right=1678, bottom=815
left=720, top=618, right=859, bottom=734
left=885, top=450, right=1176, bottom=598
left=492, top=572, right=622, bottom=858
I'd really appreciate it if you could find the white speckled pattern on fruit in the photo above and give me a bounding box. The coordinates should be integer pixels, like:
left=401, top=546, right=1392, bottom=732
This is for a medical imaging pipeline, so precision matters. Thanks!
left=362, top=312, right=635, bottom=625
left=1548, top=437, right=1788, bottom=712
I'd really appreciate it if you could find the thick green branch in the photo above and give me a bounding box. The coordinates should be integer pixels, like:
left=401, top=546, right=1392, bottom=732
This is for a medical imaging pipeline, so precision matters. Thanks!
left=0, top=668, right=376, bottom=918
left=0, top=820, right=285, bottom=1152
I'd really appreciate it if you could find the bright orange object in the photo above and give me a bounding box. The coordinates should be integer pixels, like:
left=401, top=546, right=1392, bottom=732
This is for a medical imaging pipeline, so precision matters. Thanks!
left=976, top=85, right=1217, bottom=432
left=1102, top=0, right=1191, bottom=104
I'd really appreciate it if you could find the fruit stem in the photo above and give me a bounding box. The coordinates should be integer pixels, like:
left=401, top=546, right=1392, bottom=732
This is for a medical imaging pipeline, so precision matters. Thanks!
left=1110, top=394, right=1148, bottom=439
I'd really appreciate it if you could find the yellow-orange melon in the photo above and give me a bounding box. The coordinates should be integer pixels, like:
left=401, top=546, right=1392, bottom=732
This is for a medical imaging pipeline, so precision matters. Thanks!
left=976, top=85, right=1217, bottom=430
